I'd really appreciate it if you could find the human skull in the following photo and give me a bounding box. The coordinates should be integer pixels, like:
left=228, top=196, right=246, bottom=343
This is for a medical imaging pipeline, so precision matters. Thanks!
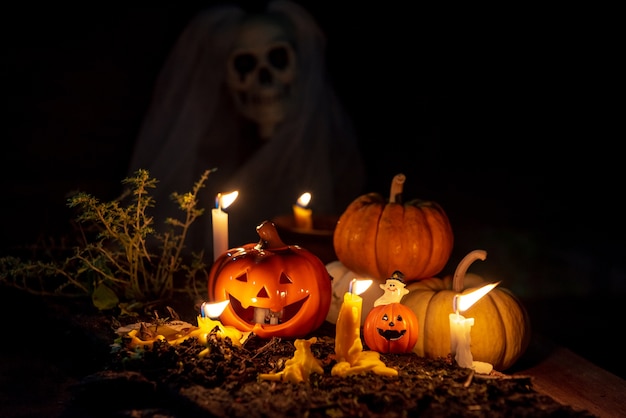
left=226, top=17, right=297, bottom=139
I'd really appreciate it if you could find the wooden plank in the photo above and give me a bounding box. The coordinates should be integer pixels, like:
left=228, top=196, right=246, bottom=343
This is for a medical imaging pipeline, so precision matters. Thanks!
left=514, top=335, right=626, bottom=418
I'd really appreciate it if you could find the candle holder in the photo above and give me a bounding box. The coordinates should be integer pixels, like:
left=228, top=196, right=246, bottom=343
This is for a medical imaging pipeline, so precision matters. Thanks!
left=271, top=214, right=339, bottom=264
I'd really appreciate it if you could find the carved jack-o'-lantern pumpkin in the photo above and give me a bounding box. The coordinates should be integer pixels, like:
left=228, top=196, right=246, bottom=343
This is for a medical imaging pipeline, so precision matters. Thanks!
left=208, top=221, right=332, bottom=339
left=363, top=302, right=419, bottom=354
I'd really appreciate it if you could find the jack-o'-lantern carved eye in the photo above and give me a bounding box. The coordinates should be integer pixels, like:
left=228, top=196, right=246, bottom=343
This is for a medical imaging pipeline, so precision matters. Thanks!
left=256, top=287, right=269, bottom=298
left=279, top=273, right=293, bottom=284
left=235, top=272, right=293, bottom=285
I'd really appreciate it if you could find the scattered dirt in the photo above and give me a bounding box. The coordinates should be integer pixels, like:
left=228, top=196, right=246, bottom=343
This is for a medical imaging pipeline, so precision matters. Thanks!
left=0, top=289, right=597, bottom=418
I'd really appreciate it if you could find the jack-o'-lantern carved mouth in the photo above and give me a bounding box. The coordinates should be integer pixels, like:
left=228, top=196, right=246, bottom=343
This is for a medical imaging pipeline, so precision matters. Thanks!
left=227, top=293, right=309, bottom=326
left=376, top=329, right=406, bottom=341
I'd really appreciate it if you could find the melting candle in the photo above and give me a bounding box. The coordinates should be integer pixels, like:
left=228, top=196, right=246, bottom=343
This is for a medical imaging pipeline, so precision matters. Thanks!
left=115, top=301, right=248, bottom=354
left=198, top=300, right=244, bottom=345
left=334, top=278, right=370, bottom=365
left=332, top=279, right=398, bottom=377
left=292, top=192, right=313, bottom=230
left=212, top=191, right=238, bottom=261
left=259, top=337, right=324, bottom=383
left=449, top=281, right=500, bottom=369
left=449, top=309, right=475, bottom=368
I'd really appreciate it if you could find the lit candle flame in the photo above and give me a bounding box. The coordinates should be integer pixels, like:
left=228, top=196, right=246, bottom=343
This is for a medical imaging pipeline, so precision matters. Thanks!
left=453, top=281, right=500, bottom=313
left=216, top=191, right=238, bottom=210
left=349, top=278, right=373, bottom=296
left=201, top=300, right=230, bottom=319
left=297, top=192, right=311, bottom=208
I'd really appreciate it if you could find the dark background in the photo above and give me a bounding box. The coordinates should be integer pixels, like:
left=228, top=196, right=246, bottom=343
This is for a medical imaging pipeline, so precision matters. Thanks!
left=1, top=3, right=623, bottom=377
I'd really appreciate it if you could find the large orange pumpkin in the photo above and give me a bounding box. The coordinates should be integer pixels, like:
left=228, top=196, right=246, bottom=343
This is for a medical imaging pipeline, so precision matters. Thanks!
left=363, top=302, right=419, bottom=354
left=333, top=173, right=453, bottom=282
left=402, top=250, right=531, bottom=371
left=208, top=221, right=332, bottom=339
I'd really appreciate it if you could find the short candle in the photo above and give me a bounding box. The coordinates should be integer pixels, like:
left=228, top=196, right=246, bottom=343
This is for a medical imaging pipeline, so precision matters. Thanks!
left=292, top=192, right=313, bottom=230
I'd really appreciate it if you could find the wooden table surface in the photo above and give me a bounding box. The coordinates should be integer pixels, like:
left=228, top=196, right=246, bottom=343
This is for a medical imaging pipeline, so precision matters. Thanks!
left=513, top=335, right=626, bottom=418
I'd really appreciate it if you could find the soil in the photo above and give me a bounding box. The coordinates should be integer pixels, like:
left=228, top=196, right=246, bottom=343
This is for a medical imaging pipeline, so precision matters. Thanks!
left=0, top=288, right=596, bottom=418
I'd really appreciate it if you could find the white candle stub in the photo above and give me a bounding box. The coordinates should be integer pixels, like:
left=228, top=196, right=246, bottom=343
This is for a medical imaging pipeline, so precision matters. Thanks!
left=449, top=313, right=474, bottom=368
left=449, top=281, right=500, bottom=371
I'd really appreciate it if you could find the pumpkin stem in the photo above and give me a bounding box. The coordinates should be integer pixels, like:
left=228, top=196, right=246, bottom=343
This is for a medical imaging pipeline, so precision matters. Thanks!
left=389, top=173, right=406, bottom=203
left=256, top=220, right=287, bottom=249
left=452, top=250, right=487, bottom=292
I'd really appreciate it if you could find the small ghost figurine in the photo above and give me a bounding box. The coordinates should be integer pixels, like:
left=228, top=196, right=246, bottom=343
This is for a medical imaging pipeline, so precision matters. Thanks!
left=373, top=271, right=409, bottom=306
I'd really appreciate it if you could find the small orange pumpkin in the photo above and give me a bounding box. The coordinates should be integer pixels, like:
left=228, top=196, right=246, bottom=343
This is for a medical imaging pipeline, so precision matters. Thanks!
left=364, top=302, right=419, bottom=354
left=333, top=173, right=453, bottom=282
left=208, top=221, right=332, bottom=339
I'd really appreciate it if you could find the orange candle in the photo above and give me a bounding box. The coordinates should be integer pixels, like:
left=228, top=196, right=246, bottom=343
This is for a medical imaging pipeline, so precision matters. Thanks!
left=292, top=192, right=312, bottom=230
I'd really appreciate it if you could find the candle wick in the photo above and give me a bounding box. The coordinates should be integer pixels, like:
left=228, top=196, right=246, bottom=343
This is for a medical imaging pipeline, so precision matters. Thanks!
left=349, top=278, right=356, bottom=295
left=216, top=193, right=221, bottom=210
left=453, top=294, right=459, bottom=314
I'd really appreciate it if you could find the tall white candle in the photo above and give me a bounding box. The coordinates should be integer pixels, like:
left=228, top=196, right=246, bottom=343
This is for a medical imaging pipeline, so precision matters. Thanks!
left=212, top=207, right=228, bottom=261
left=211, top=191, right=238, bottom=261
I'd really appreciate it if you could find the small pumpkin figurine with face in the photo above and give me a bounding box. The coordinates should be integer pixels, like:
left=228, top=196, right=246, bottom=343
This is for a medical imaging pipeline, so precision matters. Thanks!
left=363, top=271, right=419, bottom=354
left=208, top=220, right=332, bottom=339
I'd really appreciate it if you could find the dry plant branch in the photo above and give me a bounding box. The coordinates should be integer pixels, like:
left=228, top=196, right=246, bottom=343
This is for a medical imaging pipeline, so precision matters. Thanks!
left=0, top=168, right=216, bottom=314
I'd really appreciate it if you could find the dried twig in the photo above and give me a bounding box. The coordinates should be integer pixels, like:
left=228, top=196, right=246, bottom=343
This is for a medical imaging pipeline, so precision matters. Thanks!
left=474, top=373, right=533, bottom=382
left=250, top=337, right=282, bottom=358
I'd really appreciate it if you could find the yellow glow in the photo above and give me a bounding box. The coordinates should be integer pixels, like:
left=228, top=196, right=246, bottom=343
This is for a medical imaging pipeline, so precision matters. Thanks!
left=297, top=192, right=311, bottom=207
left=219, top=191, right=239, bottom=209
left=455, top=281, right=500, bottom=312
left=202, top=300, right=230, bottom=318
left=350, top=278, right=373, bottom=296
